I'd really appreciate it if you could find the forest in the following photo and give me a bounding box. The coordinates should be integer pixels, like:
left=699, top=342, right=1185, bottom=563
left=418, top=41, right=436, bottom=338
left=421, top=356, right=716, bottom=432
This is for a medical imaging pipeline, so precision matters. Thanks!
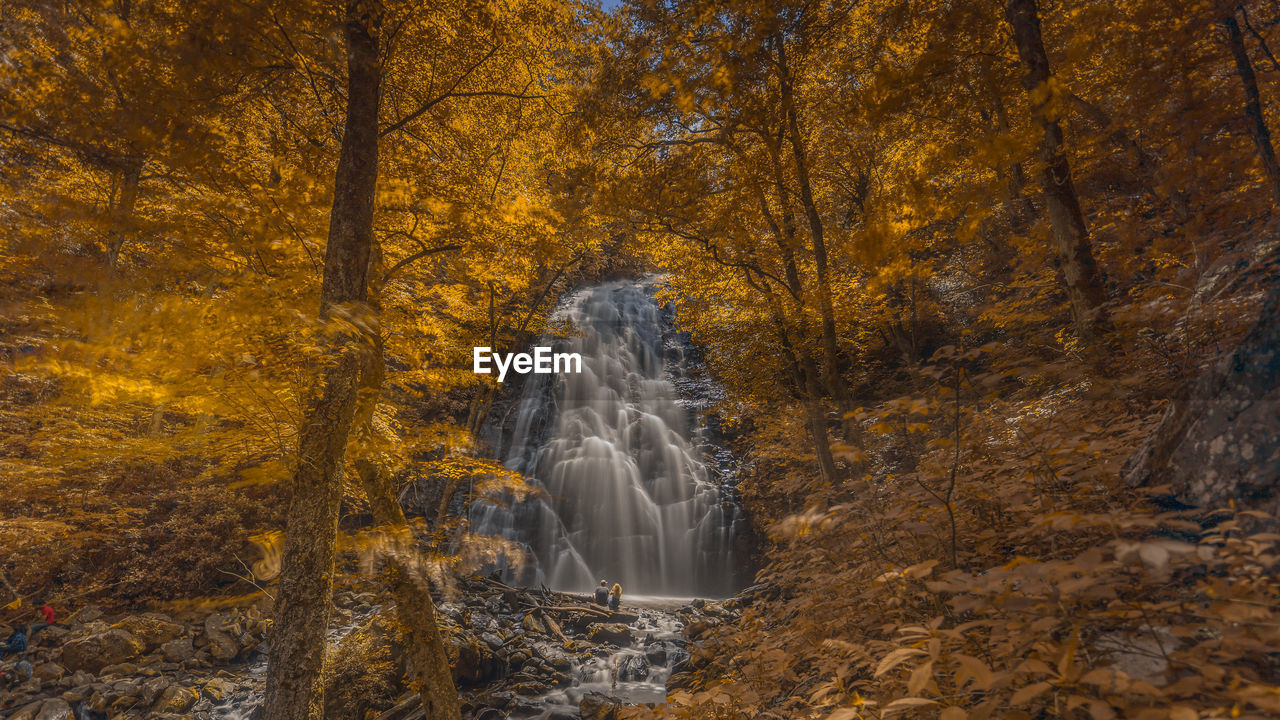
left=1, top=0, right=1278, bottom=719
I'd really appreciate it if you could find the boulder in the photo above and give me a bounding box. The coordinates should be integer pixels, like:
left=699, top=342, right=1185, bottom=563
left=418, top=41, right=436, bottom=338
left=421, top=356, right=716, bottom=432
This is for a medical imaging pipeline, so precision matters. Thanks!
left=579, top=692, right=623, bottom=720
left=111, top=615, right=184, bottom=651
left=616, top=653, right=649, bottom=681
left=644, top=641, right=668, bottom=666
left=61, top=629, right=145, bottom=672
left=585, top=623, right=632, bottom=646
left=97, top=662, right=139, bottom=677
left=160, top=637, right=195, bottom=663
left=203, top=613, right=239, bottom=662
left=33, top=698, right=73, bottom=720
left=446, top=631, right=505, bottom=685
left=6, top=701, right=43, bottom=720
left=73, top=606, right=104, bottom=623
left=33, top=662, right=66, bottom=683
left=138, top=675, right=171, bottom=706
left=201, top=677, right=234, bottom=701
left=153, top=684, right=198, bottom=713
left=1126, top=274, right=1280, bottom=523
left=520, top=614, right=544, bottom=634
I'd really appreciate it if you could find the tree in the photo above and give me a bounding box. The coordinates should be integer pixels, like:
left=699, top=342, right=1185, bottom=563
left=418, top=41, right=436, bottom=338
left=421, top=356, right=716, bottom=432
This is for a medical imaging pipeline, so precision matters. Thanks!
left=263, top=2, right=382, bottom=719
left=1003, top=0, right=1109, bottom=341
left=1219, top=5, right=1280, bottom=205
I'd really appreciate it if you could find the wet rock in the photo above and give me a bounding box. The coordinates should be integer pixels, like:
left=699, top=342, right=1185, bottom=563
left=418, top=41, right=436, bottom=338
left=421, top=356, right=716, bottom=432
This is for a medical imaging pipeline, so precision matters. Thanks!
left=110, top=615, right=184, bottom=651
left=585, top=623, right=631, bottom=646
left=480, top=632, right=503, bottom=650
left=643, top=641, right=668, bottom=665
left=61, top=629, right=145, bottom=673
left=160, top=637, right=194, bottom=663
left=580, top=691, right=623, bottom=720
left=669, top=646, right=690, bottom=667
left=616, top=653, right=649, bottom=681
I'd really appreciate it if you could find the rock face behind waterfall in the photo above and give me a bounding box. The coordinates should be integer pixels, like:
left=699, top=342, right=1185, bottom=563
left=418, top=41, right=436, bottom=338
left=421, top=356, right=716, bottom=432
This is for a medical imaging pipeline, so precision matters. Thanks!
left=471, top=279, right=746, bottom=597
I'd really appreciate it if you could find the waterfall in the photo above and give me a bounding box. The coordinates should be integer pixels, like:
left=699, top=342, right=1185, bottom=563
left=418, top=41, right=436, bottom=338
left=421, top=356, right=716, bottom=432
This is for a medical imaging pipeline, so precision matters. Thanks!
left=470, top=279, right=743, bottom=597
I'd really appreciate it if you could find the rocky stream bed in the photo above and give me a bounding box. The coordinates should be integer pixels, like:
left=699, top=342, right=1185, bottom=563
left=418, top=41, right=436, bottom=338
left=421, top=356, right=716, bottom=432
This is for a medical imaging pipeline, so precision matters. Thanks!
left=0, top=576, right=745, bottom=720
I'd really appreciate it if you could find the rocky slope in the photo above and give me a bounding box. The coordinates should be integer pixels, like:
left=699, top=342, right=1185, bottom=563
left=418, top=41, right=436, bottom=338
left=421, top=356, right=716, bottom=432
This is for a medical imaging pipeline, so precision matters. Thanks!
left=0, top=578, right=743, bottom=720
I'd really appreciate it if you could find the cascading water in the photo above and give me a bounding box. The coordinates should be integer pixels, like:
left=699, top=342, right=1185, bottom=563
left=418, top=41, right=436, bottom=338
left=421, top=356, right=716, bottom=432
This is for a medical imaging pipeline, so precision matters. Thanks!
left=472, top=279, right=744, bottom=598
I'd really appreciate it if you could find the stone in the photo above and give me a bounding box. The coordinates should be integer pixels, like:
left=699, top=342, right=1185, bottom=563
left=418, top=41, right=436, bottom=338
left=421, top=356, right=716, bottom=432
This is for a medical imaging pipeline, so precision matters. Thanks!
left=203, top=613, right=239, bottom=662
left=97, top=662, right=139, bottom=677
left=71, top=606, right=104, bottom=623
left=61, top=629, right=145, bottom=672
left=33, top=662, right=66, bottom=683
left=33, top=698, right=73, bottom=720
left=585, top=623, right=632, bottom=646
left=201, top=677, right=234, bottom=701
left=446, top=631, right=505, bottom=685
left=520, top=613, right=543, bottom=634
left=579, top=692, right=623, bottom=720
left=1126, top=275, right=1280, bottom=523
left=138, top=675, right=171, bottom=706
left=480, top=632, right=504, bottom=650
left=616, top=653, right=649, bottom=681
left=160, top=637, right=195, bottom=663
left=153, top=684, right=198, bottom=713
left=111, top=615, right=184, bottom=651
left=507, top=680, right=550, bottom=696
left=6, top=701, right=43, bottom=720
left=644, top=641, right=668, bottom=665
left=60, top=688, right=86, bottom=704
left=37, top=626, right=69, bottom=645
left=69, top=670, right=94, bottom=686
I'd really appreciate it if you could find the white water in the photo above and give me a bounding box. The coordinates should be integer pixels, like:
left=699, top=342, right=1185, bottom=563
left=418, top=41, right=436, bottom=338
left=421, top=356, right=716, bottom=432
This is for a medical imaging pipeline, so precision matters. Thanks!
left=472, top=280, right=743, bottom=597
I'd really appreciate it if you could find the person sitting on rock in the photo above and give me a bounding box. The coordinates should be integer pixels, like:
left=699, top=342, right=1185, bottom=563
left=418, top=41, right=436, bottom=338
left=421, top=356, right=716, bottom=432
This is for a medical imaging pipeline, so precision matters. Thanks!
left=38, top=602, right=55, bottom=625
left=2, top=627, right=26, bottom=659
left=609, top=583, right=622, bottom=611
left=594, top=580, right=609, bottom=606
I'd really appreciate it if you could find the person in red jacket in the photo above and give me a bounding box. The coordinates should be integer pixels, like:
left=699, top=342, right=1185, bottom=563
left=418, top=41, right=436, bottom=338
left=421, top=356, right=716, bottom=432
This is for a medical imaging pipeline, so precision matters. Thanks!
left=38, top=604, right=54, bottom=625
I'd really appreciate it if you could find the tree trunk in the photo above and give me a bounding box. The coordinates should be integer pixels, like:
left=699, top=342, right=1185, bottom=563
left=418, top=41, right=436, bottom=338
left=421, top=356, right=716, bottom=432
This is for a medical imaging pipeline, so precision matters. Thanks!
left=1221, top=10, right=1280, bottom=206
left=354, top=455, right=462, bottom=720
left=263, top=5, right=381, bottom=720
left=351, top=243, right=463, bottom=720
left=776, top=41, right=848, bottom=406
left=105, top=155, right=144, bottom=266
left=1004, top=0, right=1109, bottom=341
